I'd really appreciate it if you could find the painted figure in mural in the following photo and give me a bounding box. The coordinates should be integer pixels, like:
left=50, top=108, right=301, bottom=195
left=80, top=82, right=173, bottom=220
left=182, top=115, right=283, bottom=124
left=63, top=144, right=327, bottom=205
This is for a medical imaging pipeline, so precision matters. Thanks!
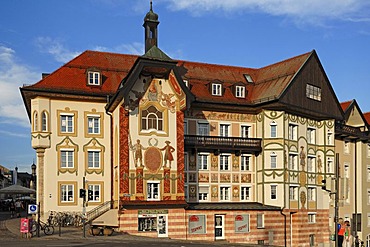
left=300, top=146, right=306, bottom=170
left=161, top=140, right=175, bottom=168
left=130, top=139, right=146, bottom=167
left=317, top=155, right=322, bottom=173
left=148, top=82, right=159, bottom=101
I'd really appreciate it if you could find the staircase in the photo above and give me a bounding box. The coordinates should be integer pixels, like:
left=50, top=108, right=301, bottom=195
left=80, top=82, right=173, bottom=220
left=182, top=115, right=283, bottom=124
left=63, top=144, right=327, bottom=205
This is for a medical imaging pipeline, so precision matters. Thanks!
left=86, top=201, right=119, bottom=228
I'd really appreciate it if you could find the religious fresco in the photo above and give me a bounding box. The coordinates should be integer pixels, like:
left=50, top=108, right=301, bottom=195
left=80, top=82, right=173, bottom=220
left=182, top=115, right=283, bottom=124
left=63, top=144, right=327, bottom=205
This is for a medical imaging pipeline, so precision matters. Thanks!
left=185, top=109, right=255, bottom=122
left=198, top=173, right=209, bottom=183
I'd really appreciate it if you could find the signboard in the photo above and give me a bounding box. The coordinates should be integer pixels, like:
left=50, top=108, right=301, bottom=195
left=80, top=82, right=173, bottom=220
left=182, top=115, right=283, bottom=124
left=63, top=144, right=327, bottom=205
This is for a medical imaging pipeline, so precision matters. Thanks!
left=234, top=214, right=249, bottom=233
left=188, top=215, right=206, bottom=234
left=20, top=218, right=32, bottom=233
left=28, top=204, right=38, bottom=214
left=138, top=209, right=168, bottom=215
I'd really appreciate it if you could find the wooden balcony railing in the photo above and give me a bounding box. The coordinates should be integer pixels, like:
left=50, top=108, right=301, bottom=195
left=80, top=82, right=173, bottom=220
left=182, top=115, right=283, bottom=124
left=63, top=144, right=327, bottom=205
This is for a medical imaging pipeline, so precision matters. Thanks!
left=335, top=122, right=369, bottom=142
left=184, top=135, right=262, bottom=155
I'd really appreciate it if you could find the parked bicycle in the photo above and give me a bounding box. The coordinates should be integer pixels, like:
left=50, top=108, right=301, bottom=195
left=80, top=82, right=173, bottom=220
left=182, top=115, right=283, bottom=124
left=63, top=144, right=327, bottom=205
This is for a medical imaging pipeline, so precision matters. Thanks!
left=30, top=219, right=54, bottom=236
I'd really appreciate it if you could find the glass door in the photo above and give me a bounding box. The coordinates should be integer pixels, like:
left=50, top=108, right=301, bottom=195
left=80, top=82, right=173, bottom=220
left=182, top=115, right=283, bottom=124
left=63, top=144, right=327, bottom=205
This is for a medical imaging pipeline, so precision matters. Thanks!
left=157, top=214, right=168, bottom=237
left=215, top=215, right=225, bottom=240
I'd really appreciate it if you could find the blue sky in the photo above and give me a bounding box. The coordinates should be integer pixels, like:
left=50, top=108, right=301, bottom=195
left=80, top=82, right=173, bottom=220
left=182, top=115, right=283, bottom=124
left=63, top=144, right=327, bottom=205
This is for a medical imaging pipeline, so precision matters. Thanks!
left=1, top=0, right=370, bottom=173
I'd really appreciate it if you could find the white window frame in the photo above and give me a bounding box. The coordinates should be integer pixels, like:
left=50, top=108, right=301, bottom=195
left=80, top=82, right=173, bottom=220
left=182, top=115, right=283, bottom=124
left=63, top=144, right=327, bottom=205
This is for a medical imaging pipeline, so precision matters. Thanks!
left=270, top=152, right=277, bottom=169
left=197, top=153, right=209, bottom=170
left=61, top=113, right=74, bottom=133
left=307, top=187, right=316, bottom=201
left=289, top=186, right=298, bottom=200
left=198, top=186, right=209, bottom=202
left=220, top=124, right=230, bottom=137
left=257, top=214, right=264, bottom=228
left=289, top=153, right=298, bottom=170
left=220, top=186, right=230, bottom=201
left=270, top=121, right=277, bottom=138
left=33, top=111, right=38, bottom=132
left=306, top=84, right=321, bottom=101
left=61, top=184, right=74, bottom=202
left=270, top=185, right=277, bottom=200
left=327, top=157, right=334, bottom=173
left=87, top=150, right=101, bottom=169
left=41, top=111, right=48, bottom=132
left=235, top=85, right=245, bottom=98
left=327, top=131, right=333, bottom=145
left=147, top=181, right=160, bottom=201
left=344, top=141, right=350, bottom=154
left=197, top=122, right=209, bottom=136
left=308, top=213, right=316, bottom=223
left=88, top=71, right=100, bottom=85
left=240, top=186, right=251, bottom=201
left=288, top=123, right=298, bottom=141
left=241, top=125, right=250, bottom=138
left=87, top=184, right=101, bottom=202
left=212, top=83, right=222, bottom=96
left=87, top=115, right=100, bottom=134
left=61, top=149, right=74, bottom=168
left=307, top=156, right=316, bottom=173
left=240, top=155, right=251, bottom=171
left=219, top=154, right=230, bottom=171
left=307, top=127, right=316, bottom=144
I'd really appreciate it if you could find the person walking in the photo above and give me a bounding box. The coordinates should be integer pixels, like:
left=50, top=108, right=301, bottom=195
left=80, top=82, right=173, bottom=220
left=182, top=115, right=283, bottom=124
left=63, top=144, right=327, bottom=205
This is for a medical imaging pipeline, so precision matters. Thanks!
left=9, top=199, right=15, bottom=218
left=14, top=200, right=23, bottom=218
left=338, top=218, right=345, bottom=247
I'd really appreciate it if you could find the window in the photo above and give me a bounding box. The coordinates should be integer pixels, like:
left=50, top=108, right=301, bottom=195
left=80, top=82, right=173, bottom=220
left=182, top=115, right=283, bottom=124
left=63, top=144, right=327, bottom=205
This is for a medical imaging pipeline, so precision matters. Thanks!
left=220, top=124, right=230, bottom=137
left=87, top=116, right=100, bottom=134
left=307, top=187, right=316, bottom=201
left=198, top=123, right=209, bottom=136
left=270, top=152, right=277, bottom=169
left=33, top=111, right=38, bottom=132
left=235, top=86, right=245, bottom=98
left=61, top=114, right=74, bottom=133
left=61, top=150, right=74, bottom=168
left=88, top=71, right=100, bottom=85
left=184, top=153, right=189, bottom=172
left=367, top=166, right=370, bottom=181
left=87, top=184, right=101, bottom=202
left=241, top=186, right=251, bottom=201
left=141, top=106, right=163, bottom=131
left=344, top=163, right=350, bottom=178
left=307, top=156, right=316, bottom=172
left=241, top=125, right=250, bottom=138
left=241, top=155, right=250, bottom=171
left=138, top=215, right=157, bottom=232
left=197, top=153, right=209, bottom=170
left=198, top=186, right=209, bottom=201
left=288, top=123, right=298, bottom=140
left=308, top=213, right=316, bottom=223
left=368, top=190, right=370, bottom=205
left=220, top=154, right=230, bottom=171
left=289, top=186, right=298, bottom=200
left=270, top=185, right=277, bottom=200
left=60, top=184, right=74, bottom=202
left=220, top=186, right=230, bottom=201
left=327, top=158, right=334, bottom=173
left=327, top=131, right=333, bottom=145
left=270, top=122, right=277, bottom=138
left=344, top=141, right=350, bottom=154
left=147, top=181, right=160, bottom=200
left=257, top=214, right=264, bottom=228
left=41, top=111, right=48, bottom=132
left=184, top=121, right=188, bottom=135
left=212, top=83, right=222, bottom=96
left=183, top=79, right=189, bottom=87
left=289, top=154, right=298, bottom=170
left=307, top=128, right=316, bottom=144
left=88, top=150, right=100, bottom=168
left=306, top=84, right=321, bottom=101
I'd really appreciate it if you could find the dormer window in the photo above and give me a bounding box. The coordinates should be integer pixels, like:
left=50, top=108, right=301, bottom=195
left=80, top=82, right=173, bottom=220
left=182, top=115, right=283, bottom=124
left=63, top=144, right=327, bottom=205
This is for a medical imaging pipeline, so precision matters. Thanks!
left=183, top=79, right=189, bottom=87
left=88, top=71, right=100, bottom=85
left=212, top=83, right=222, bottom=96
left=235, top=85, right=246, bottom=98
left=244, top=74, right=253, bottom=83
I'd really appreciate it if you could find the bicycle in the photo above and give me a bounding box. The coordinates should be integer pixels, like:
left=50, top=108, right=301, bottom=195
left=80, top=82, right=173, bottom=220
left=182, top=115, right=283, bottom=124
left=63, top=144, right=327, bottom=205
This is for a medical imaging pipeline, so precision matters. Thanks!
left=30, top=220, right=54, bottom=236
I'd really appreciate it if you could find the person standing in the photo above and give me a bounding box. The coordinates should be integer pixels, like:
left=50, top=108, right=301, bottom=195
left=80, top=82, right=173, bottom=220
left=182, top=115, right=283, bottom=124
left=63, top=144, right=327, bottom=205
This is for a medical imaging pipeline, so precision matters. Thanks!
left=343, top=220, right=351, bottom=247
left=338, top=218, right=345, bottom=247
left=14, top=200, right=23, bottom=218
left=9, top=199, right=15, bottom=218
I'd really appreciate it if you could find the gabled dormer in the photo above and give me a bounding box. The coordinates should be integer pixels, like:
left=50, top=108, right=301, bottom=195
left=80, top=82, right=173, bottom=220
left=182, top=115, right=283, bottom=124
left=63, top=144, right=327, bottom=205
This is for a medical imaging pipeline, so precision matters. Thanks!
left=86, top=69, right=101, bottom=86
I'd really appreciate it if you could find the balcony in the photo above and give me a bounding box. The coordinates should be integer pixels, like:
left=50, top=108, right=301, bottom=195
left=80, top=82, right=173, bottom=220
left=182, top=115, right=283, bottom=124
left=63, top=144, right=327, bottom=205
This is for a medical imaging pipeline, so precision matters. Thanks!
left=184, top=135, right=262, bottom=155
left=335, top=122, right=370, bottom=142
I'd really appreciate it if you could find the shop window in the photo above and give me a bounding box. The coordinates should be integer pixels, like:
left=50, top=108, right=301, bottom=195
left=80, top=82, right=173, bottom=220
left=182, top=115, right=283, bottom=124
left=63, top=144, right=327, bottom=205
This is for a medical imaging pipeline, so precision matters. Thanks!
left=138, top=216, right=157, bottom=232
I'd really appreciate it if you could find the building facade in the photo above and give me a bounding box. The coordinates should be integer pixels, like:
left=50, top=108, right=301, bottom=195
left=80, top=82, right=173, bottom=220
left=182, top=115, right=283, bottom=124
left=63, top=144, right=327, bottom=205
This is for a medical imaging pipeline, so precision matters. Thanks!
left=20, top=4, right=368, bottom=247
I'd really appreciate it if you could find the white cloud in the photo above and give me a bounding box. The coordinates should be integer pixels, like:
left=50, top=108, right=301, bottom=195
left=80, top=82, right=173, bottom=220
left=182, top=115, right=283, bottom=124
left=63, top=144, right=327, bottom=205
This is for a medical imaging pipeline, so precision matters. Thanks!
left=93, top=42, right=144, bottom=55
left=34, top=37, right=81, bottom=63
left=0, top=46, right=39, bottom=128
left=163, top=0, right=370, bottom=24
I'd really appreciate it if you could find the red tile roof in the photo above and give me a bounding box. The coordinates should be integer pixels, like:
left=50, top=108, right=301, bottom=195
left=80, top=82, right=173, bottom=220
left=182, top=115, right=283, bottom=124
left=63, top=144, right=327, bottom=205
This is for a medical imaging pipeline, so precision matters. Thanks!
left=340, top=100, right=353, bottom=111
left=23, top=50, right=313, bottom=105
left=364, top=112, right=370, bottom=125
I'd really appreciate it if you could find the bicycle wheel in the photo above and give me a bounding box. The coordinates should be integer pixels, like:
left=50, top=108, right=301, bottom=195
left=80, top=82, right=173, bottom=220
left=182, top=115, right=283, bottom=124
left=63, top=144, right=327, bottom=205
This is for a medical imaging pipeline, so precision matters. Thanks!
left=44, top=225, right=54, bottom=235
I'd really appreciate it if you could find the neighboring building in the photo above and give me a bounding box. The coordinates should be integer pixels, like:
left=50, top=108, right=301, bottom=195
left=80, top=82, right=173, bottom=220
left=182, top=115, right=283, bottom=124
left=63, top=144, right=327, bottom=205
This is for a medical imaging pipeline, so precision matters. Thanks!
left=21, top=4, right=364, bottom=246
left=335, top=100, right=370, bottom=246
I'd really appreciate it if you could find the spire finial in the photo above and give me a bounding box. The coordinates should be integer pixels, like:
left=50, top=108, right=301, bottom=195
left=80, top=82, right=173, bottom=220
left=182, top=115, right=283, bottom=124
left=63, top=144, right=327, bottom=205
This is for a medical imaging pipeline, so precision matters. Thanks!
left=150, top=1, right=153, bottom=11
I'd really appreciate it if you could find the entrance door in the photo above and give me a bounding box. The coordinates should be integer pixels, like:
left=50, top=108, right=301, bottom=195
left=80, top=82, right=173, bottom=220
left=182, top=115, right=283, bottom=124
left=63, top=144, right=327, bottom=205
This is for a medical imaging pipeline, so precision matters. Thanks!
left=215, top=215, right=225, bottom=240
left=157, top=214, right=168, bottom=237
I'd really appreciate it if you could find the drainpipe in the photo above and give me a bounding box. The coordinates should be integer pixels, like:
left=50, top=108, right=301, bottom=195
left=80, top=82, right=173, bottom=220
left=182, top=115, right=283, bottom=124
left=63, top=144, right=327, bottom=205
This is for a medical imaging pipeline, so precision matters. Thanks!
left=280, top=207, right=286, bottom=247
left=354, top=141, right=358, bottom=236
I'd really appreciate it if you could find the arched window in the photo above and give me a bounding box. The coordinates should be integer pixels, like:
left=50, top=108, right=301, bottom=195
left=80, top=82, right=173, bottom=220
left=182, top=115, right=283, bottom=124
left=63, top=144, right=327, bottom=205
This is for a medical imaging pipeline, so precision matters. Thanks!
left=141, top=106, right=163, bottom=131
left=41, top=111, right=48, bottom=132
left=33, top=111, right=38, bottom=132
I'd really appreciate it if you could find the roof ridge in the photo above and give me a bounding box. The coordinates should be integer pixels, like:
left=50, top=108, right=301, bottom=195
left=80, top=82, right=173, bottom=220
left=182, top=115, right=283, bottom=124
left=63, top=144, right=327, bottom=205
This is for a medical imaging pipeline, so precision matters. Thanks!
left=259, top=50, right=313, bottom=70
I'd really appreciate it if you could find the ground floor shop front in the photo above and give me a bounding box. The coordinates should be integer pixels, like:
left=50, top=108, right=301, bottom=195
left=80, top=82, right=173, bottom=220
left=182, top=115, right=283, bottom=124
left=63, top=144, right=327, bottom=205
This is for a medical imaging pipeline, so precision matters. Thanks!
left=117, top=203, right=331, bottom=246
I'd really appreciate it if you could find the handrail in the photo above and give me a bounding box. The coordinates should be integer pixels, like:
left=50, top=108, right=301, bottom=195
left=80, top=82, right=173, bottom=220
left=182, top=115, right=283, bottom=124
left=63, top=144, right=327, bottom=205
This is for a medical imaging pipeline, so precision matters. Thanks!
left=86, top=200, right=112, bottom=223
